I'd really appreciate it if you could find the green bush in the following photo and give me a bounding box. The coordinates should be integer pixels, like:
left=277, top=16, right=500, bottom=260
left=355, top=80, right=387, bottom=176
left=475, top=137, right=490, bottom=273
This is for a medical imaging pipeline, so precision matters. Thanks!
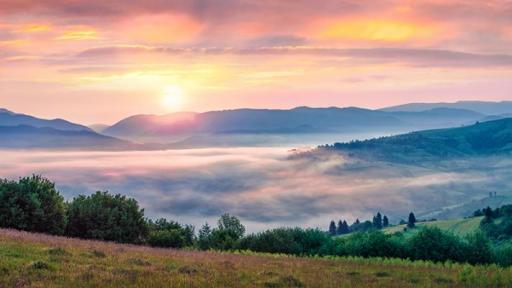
left=66, top=191, right=147, bottom=243
left=408, top=227, right=466, bottom=263
left=239, top=227, right=330, bottom=256
left=148, top=230, right=186, bottom=248
left=0, top=175, right=66, bottom=235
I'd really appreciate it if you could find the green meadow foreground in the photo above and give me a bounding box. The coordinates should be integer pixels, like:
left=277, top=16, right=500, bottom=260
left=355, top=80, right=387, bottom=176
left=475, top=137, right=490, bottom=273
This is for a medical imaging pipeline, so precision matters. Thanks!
left=1, top=229, right=512, bottom=288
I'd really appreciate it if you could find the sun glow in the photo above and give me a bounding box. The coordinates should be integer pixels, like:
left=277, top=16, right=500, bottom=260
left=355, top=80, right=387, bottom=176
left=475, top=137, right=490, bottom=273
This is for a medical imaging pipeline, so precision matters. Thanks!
left=162, top=86, right=184, bottom=111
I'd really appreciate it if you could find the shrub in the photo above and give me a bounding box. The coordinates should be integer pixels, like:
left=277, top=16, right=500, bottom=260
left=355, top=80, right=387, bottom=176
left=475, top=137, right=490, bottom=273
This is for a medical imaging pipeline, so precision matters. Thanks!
left=0, top=175, right=66, bottom=235
left=66, top=191, right=147, bottom=243
left=408, top=227, right=466, bottom=263
left=146, top=218, right=194, bottom=248
left=239, top=227, right=330, bottom=256
left=148, top=230, right=186, bottom=248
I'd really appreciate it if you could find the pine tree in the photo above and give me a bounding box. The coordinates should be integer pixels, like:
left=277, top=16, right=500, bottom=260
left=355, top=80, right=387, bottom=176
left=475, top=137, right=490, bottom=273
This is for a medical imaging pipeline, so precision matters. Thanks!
left=329, top=220, right=337, bottom=236
left=373, top=212, right=383, bottom=229
left=336, top=220, right=343, bottom=235
left=407, top=212, right=416, bottom=228
left=342, top=220, right=350, bottom=234
left=383, top=215, right=389, bottom=227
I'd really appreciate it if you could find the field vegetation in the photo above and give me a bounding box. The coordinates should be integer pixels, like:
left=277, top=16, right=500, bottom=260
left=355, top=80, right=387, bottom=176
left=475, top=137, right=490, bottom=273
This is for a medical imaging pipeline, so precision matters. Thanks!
left=1, top=228, right=512, bottom=287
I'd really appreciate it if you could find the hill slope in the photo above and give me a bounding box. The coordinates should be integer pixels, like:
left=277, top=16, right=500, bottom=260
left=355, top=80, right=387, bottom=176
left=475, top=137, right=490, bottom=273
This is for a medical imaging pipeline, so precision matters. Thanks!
left=0, top=108, right=92, bottom=132
left=0, top=125, right=141, bottom=150
left=383, top=217, right=483, bottom=237
left=380, top=100, right=512, bottom=115
left=103, top=107, right=485, bottom=144
left=0, top=228, right=509, bottom=287
left=323, top=117, right=512, bottom=161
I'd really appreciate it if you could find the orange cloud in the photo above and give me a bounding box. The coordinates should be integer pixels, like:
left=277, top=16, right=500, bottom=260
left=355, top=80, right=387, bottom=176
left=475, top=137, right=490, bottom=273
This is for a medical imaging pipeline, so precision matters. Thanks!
left=56, top=27, right=98, bottom=40
left=312, top=18, right=438, bottom=43
left=20, top=24, right=50, bottom=33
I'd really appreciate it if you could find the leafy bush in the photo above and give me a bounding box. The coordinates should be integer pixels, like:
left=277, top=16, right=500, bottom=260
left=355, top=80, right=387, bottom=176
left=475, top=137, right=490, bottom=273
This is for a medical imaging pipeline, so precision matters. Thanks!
left=240, top=227, right=330, bottom=256
left=146, top=218, right=194, bottom=248
left=408, top=227, right=467, bottom=263
left=0, top=176, right=66, bottom=235
left=66, top=191, right=147, bottom=243
left=196, top=214, right=246, bottom=250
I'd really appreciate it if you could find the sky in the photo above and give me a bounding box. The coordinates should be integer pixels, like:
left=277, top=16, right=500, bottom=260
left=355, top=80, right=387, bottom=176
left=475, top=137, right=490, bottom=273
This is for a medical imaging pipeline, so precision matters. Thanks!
left=1, top=0, right=512, bottom=124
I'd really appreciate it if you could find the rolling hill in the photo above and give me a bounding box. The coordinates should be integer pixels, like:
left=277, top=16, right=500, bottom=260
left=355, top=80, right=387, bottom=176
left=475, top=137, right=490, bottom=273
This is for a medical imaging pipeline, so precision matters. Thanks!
left=103, top=107, right=486, bottom=144
left=380, top=100, right=512, bottom=115
left=0, top=108, right=92, bottom=132
left=323, top=117, right=512, bottom=161
left=0, top=125, right=142, bottom=150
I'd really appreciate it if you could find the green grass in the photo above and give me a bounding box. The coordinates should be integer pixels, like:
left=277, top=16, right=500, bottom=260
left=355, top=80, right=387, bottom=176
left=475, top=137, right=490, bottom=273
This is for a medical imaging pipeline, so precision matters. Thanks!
left=1, top=228, right=512, bottom=287
left=383, top=217, right=484, bottom=237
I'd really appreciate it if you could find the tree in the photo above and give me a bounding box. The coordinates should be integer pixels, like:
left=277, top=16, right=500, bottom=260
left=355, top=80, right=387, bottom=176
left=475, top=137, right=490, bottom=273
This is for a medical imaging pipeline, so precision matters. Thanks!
left=383, top=215, right=389, bottom=227
left=373, top=212, right=383, bottom=229
left=354, top=219, right=360, bottom=225
left=198, top=223, right=212, bottom=250
left=329, top=220, right=337, bottom=236
left=146, top=218, right=194, bottom=248
left=0, top=176, right=66, bottom=235
left=407, top=212, right=416, bottom=228
left=66, top=191, right=148, bottom=243
left=217, top=213, right=245, bottom=240
left=336, top=220, right=344, bottom=235
left=342, top=220, right=350, bottom=234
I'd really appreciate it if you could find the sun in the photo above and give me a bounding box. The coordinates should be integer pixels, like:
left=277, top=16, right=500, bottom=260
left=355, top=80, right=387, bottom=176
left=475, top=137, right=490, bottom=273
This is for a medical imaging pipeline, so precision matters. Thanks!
left=162, top=86, right=184, bottom=111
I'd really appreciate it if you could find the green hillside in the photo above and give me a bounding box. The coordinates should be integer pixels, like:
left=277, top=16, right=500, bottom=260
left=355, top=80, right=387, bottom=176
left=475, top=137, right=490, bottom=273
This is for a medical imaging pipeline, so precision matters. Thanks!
left=383, top=217, right=484, bottom=237
left=1, top=228, right=512, bottom=288
left=322, top=117, right=512, bottom=161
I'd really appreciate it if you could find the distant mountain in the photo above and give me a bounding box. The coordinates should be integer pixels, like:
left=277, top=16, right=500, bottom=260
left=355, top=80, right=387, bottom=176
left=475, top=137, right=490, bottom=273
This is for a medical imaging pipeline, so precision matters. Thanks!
left=322, top=117, right=512, bottom=161
left=89, top=124, right=110, bottom=133
left=0, top=125, right=142, bottom=150
left=380, top=101, right=512, bottom=115
left=0, top=108, right=92, bottom=132
left=103, top=107, right=486, bottom=143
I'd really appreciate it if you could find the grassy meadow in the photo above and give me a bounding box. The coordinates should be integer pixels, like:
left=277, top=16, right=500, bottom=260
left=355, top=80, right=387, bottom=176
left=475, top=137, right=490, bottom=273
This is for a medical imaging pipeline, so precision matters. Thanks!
left=383, top=217, right=484, bottom=237
left=1, top=228, right=512, bottom=287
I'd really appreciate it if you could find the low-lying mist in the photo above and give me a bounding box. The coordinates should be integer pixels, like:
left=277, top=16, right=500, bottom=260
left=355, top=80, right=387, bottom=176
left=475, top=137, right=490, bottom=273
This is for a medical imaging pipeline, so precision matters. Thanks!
left=1, top=147, right=510, bottom=232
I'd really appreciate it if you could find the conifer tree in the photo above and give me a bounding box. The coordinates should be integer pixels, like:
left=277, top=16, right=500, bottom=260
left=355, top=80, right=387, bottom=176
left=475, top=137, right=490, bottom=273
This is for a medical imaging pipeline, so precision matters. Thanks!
left=329, top=220, right=337, bottom=236
left=336, top=220, right=343, bottom=235
left=408, top=212, right=416, bottom=228
left=383, top=215, right=389, bottom=227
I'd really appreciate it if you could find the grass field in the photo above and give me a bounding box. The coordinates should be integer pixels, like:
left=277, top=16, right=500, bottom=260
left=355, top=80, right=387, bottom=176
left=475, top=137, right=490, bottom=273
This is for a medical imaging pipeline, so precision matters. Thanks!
left=383, top=217, right=484, bottom=237
left=1, top=228, right=512, bottom=287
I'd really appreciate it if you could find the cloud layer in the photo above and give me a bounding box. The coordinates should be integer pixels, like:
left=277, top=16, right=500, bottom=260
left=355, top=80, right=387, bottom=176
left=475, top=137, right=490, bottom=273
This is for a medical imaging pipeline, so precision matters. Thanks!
left=1, top=148, right=509, bottom=232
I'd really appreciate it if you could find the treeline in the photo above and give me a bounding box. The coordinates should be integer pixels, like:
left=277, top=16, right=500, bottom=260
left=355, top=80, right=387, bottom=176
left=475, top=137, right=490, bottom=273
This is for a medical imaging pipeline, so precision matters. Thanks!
left=329, top=212, right=418, bottom=236
left=477, top=205, right=512, bottom=240
left=1, top=176, right=512, bottom=267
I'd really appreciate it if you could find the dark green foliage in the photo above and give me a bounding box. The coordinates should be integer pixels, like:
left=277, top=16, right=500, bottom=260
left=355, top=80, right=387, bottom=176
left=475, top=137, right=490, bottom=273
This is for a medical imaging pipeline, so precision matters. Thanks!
left=334, top=231, right=405, bottom=258
left=407, top=212, right=416, bottom=228
left=373, top=213, right=383, bottom=229
left=0, top=175, right=66, bottom=235
left=336, top=220, right=343, bottom=235
left=146, top=218, right=194, bottom=248
left=328, top=221, right=336, bottom=236
left=408, top=227, right=466, bottom=262
left=197, top=223, right=212, bottom=250
left=464, top=231, right=492, bottom=264
left=196, top=214, right=246, bottom=250
left=217, top=213, right=245, bottom=240
left=66, top=191, right=147, bottom=243
left=350, top=220, right=374, bottom=232
left=239, top=227, right=330, bottom=256
left=480, top=204, right=512, bottom=240
left=383, top=216, right=389, bottom=227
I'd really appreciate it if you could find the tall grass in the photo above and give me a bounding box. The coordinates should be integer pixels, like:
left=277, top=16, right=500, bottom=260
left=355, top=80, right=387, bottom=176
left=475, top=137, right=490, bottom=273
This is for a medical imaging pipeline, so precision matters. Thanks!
left=1, top=228, right=512, bottom=287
